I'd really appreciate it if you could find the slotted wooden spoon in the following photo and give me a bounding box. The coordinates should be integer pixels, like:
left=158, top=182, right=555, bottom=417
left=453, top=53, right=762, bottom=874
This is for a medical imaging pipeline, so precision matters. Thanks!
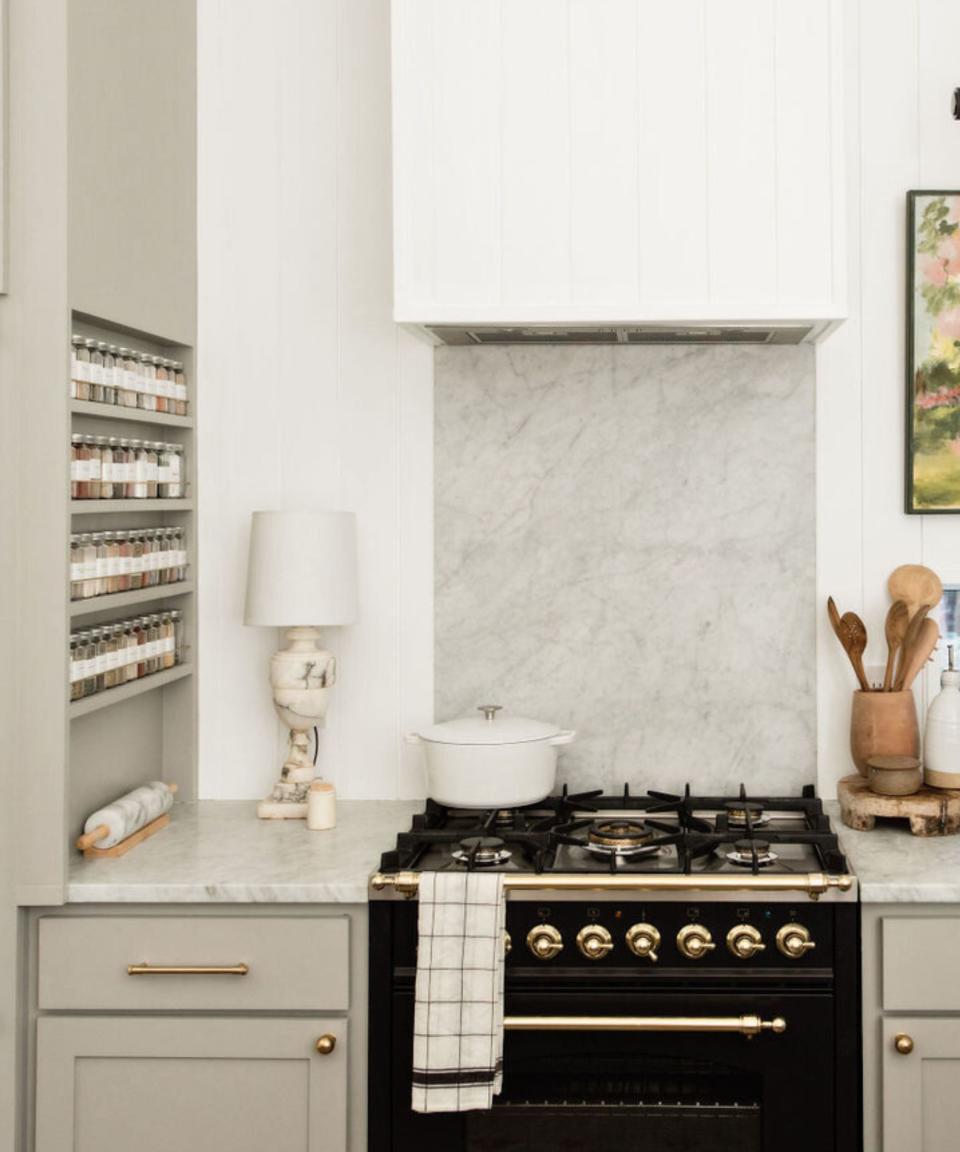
left=827, top=599, right=871, bottom=691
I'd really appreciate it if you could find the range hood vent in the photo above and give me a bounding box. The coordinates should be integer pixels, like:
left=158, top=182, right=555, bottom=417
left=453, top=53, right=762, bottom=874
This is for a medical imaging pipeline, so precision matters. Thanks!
left=426, top=324, right=814, bottom=347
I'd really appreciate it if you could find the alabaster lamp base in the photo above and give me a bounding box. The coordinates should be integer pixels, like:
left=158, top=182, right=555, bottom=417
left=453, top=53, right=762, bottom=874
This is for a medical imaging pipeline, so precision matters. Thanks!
left=257, top=626, right=336, bottom=821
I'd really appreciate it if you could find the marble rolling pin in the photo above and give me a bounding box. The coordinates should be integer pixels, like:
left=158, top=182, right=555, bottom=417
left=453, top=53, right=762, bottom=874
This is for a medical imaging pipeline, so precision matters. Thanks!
left=76, top=781, right=177, bottom=856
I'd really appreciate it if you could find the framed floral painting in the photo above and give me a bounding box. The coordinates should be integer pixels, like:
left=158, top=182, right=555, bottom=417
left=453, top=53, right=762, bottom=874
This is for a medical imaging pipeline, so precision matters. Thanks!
left=907, top=190, right=960, bottom=512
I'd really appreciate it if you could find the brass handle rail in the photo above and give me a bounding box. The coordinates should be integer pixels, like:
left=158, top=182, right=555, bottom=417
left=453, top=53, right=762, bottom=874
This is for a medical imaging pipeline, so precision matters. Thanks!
left=370, top=871, right=854, bottom=900
left=504, top=1014, right=787, bottom=1037
left=127, top=963, right=249, bottom=976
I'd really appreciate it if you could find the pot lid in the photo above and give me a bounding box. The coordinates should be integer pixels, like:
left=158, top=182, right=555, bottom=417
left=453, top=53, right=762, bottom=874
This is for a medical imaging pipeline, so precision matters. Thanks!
left=417, top=704, right=562, bottom=746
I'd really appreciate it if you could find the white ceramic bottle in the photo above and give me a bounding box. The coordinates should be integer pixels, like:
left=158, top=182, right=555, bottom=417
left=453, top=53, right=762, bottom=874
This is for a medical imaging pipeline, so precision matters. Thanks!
left=924, top=644, right=960, bottom=789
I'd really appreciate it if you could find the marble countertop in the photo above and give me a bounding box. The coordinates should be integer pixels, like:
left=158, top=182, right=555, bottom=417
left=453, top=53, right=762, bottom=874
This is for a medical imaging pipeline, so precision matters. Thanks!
left=67, top=800, right=421, bottom=904
left=826, top=800, right=960, bottom=903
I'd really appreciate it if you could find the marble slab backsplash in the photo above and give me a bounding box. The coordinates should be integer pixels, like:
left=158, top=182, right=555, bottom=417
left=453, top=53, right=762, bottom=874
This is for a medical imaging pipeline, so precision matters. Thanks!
left=435, top=345, right=816, bottom=797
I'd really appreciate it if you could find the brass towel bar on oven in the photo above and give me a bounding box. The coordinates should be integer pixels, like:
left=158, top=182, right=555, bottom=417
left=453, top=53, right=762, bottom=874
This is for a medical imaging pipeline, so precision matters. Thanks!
left=370, top=871, right=854, bottom=900
left=503, top=1014, right=787, bottom=1037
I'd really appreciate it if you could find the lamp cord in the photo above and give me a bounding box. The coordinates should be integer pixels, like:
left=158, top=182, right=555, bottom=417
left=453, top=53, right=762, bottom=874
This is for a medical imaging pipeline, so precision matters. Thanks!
left=313, top=727, right=319, bottom=767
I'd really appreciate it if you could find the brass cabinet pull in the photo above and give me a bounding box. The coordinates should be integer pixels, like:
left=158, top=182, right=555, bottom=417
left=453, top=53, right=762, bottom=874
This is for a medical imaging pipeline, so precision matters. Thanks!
left=316, top=1034, right=337, bottom=1055
left=504, top=1014, right=787, bottom=1037
left=894, top=1033, right=914, bottom=1055
left=127, top=962, right=249, bottom=976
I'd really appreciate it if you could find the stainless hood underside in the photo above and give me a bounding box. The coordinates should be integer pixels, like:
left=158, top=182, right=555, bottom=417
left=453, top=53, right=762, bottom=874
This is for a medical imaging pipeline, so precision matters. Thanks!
left=426, top=323, right=814, bottom=346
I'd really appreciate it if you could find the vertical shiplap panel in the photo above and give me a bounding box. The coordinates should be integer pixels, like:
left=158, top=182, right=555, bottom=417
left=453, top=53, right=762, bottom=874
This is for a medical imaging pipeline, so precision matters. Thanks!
left=915, top=0, right=960, bottom=709
left=816, top=0, right=863, bottom=798
left=705, top=0, right=778, bottom=303
left=500, top=0, right=571, bottom=305
left=397, top=329, right=434, bottom=798
left=568, top=0, right=638, bottom=304
left=857, top=0, right=922, bottom=673
left=391, top=0, right=435, bottom=316
left=636, top=0, right=708, bottom=306
left=774, top=0, right=835, bottom=307
left=433, top=0, right=500, bottom=306
left=336, top=0, right=403, bottom=798
left=198, top=0, right=286, bottom=799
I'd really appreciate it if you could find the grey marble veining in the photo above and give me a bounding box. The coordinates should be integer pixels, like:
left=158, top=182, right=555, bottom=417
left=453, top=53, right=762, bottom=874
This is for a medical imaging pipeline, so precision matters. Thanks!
left=826, top=800, right=960, bottom=902
left=67, top=800, right=421, bottom=903
left=435, top=345, right=816, bottom=796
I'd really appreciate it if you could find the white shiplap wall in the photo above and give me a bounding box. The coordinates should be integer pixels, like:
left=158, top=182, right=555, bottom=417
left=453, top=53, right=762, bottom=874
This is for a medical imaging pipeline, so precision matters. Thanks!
left=197, top=0, right=433, bottom=801
left=817, top=0, right=960, bottom=796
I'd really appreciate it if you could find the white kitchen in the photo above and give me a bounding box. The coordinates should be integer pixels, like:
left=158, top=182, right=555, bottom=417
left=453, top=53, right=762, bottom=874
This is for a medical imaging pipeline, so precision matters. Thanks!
left=1, top=1, right=959, bottom=1150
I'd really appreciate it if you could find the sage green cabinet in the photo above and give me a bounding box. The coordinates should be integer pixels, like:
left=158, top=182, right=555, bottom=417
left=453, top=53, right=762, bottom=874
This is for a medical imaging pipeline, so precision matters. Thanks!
left=36, top=1016, right=346, bottom=1152
left=882, top=1018, right=960, bottom=1152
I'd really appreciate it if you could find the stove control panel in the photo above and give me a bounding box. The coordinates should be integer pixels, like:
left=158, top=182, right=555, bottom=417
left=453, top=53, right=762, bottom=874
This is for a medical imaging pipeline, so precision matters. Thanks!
left=676, top=923, right=716, bottom=960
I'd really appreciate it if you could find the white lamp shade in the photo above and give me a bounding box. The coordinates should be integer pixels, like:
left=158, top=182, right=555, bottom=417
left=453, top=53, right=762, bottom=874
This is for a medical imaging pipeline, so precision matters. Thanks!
left=244, top=510, right=359, bottom=627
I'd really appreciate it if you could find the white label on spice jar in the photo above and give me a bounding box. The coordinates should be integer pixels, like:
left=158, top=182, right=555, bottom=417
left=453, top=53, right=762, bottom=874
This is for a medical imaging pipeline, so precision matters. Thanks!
left=134, top=457, right=150, bottom=482
left=169, top=454, right=182, bottom=479
left=75, top=360, right=90, bottom=384
left=124, top=369, right=138, bottom=393
left=69, top=660, right=84, bottom=684
left=158, top=464, right=171, bottom=483
left=100, top=460, right=112, bottom=482
left=70, top=460, right=82, bottom=481
left=89, top=361, right=103, bottom=386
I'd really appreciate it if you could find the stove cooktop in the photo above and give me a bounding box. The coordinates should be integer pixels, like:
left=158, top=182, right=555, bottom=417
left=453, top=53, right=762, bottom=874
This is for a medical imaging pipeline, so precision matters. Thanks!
left=377, top=783, right=849, bottom=878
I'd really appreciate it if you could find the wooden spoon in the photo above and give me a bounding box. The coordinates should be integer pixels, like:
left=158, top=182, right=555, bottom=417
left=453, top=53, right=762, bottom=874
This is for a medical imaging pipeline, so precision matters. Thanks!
left=837, top=610, right=871, bottom=691
left=894, top=604, right=934, bottom=691
left=888, top=564, right=943, bottom=619
left=882, top=600, right=910, bottom=691
left=897, top=616, right=939, bottom=690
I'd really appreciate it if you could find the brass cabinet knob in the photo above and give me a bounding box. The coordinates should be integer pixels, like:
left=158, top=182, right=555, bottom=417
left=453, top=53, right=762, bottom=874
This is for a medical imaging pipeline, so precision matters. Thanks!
left=526, top=924, right=564, bottom=961
left=504, top=931, right=512, bottom=956
left=776, top=923, right=816, bottom=959
left=316, top=1034, right=337, bottom=1055
left=625, top=923, right=661, bottom=962
left=576, top=924, right=614, bottom=960
left=677, top=924, right=716, bottom=960
left=726, top=924, right=766, bottom=960
left=894, top=1033, right=914, bottom=1056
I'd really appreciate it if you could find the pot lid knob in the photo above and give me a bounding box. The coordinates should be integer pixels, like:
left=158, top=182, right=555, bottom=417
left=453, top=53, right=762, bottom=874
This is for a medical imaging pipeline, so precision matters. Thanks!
left=478, top=704, right=502, bottom=722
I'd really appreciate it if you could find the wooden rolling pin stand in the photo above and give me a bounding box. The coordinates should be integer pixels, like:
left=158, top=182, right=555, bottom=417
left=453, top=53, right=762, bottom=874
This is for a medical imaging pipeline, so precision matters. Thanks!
left=75, top=783, right=178, bottom=858
left=838, top=774, right=960, bottom=837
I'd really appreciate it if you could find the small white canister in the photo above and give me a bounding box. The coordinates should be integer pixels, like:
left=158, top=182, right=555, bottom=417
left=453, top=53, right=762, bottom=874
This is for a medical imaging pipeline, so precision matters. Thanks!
left=307, top=780, right=336, bottom=830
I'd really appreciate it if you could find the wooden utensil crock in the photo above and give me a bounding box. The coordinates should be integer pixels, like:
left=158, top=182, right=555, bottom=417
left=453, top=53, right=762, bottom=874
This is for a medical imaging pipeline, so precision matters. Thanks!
left=850, top=690, right=920, bottom=776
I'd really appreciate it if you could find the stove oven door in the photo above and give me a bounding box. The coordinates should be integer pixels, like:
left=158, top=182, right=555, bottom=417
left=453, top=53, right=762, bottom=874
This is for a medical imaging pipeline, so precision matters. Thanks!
left=387, top=989, right=836, bottom=1152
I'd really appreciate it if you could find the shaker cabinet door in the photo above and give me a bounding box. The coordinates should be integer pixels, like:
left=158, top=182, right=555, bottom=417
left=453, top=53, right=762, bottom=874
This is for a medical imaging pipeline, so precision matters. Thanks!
left=36, top=1016, right=347, bottom=1152
left=882, top=1017, right=960, bottom=1152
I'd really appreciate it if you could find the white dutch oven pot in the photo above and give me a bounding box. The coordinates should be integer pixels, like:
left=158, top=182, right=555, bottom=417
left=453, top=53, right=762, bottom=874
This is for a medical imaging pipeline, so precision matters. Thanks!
left=406, top=704, right=576, bottom=809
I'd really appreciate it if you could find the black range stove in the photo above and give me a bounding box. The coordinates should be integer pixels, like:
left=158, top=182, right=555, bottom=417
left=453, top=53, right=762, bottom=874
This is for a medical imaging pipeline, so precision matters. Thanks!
left=369, top=784, right=861, bottom=1152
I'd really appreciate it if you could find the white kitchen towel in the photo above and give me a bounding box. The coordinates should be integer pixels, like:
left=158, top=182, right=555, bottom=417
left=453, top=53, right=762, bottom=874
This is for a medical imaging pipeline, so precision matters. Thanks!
left=411, top=870, right=506, bottom=1113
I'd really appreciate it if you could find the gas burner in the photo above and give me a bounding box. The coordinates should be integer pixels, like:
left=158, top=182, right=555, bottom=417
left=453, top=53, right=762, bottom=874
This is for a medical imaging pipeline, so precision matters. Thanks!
left=585, top=819, right=660, bottom=858
left=724, top=800, right=769, bottom=830
left=493, top=809, right=518, bottom=828
left=451, top=836, right=512, bottom=867
left=726, top=839, right=779, bottom=868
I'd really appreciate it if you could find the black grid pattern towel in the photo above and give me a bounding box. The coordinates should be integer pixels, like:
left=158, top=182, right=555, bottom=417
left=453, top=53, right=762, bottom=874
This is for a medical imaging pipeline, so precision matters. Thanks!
left=411, top=871, right=506, bottom=1113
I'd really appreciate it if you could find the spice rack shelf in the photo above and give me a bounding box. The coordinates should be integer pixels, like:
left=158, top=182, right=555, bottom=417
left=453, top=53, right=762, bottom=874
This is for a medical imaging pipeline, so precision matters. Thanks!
left=69, top=663, right=194, bottom=720
left=69, top=581, right=195, bottom=620
left=70, top=499, right=194, bottom=515
left=70, top=400, right=194, bottom=429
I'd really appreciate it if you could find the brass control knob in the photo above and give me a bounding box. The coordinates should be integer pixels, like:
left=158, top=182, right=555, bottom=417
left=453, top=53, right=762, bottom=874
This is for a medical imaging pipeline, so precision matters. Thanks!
left=894, top=1033, right=914, bottom=1056
left=576, top=924, right=614, bottom=960
left=726, top=924, right=766, bottom=960
left=504, top=932, right=512, bottom=956
left=776, top=923, right=816, bottom=959
left=316, top=1034, right=337, bottom=1055
left=526, top=924, right=564, bottom=961
left=625, top=923, right=661, bottom=963
left=677, top=924, right=716, bottom=960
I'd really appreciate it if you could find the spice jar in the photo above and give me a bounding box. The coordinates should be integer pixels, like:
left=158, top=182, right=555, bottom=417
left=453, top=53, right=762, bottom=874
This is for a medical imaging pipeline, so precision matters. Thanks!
left=70, top=335, right=87, bottom=400
left=101, top=344, right=117, bottom=406
left=173, top=361, right=187, bottom=416
left=86, top=339, right=104, bottom=405
left=154, top=358, right=168, bottom=414
left=171, top=609, right=184, bottom=663
left=97, top=437, right=114, bottom=499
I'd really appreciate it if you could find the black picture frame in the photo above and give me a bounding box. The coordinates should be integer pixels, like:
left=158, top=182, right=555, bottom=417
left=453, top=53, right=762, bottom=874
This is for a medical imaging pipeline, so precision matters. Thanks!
left=906, top=189, right=960, bottom=514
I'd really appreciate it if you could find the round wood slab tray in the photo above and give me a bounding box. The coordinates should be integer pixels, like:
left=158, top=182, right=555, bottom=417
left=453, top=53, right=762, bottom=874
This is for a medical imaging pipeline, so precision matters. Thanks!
left=838, top=774, right=960, bottom=836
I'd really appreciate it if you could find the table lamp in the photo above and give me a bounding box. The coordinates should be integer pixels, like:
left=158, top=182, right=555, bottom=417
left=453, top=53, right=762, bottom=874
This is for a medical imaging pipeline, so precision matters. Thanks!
left=244, top=509, right=359, bottom=819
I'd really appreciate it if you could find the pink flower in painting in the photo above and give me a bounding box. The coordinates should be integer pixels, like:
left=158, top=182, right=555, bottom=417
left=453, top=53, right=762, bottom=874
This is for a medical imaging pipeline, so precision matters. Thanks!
left=922, top=254, right=949, bottom=285
left=936, top=307, right=960, bottom=339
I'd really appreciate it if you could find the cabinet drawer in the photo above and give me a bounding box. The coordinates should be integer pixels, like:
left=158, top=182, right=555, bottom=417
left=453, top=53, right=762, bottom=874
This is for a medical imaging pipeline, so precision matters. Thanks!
left=39, top=915, right=349, bottom=1011
left=883, top=917, right=960, bottom=1010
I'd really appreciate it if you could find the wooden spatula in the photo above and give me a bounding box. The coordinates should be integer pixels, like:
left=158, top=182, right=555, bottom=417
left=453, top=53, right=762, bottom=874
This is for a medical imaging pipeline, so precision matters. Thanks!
left=894, top=604, right=934, bottom=691
left=897, top=616, right=939, bottom=690
left=882, top=600, right=910, bottom=691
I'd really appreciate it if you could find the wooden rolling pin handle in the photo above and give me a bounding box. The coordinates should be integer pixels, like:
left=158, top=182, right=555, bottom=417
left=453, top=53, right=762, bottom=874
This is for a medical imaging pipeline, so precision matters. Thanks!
left=75, top=824, right=110, bottom=851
